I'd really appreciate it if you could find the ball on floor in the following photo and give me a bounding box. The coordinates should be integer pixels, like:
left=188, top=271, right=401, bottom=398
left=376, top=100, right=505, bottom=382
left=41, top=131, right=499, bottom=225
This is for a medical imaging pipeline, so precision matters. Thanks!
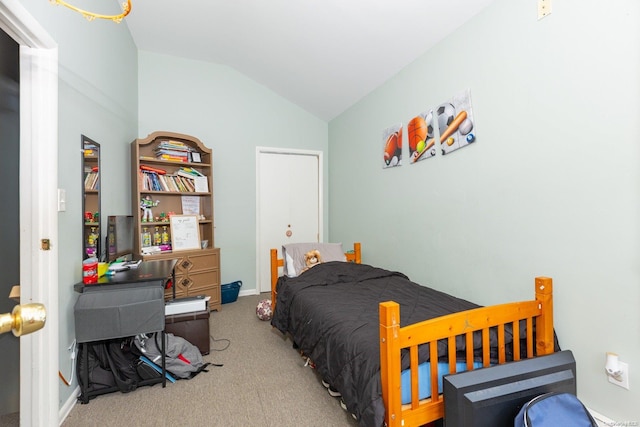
left=256, top=299, right=272, bottom=321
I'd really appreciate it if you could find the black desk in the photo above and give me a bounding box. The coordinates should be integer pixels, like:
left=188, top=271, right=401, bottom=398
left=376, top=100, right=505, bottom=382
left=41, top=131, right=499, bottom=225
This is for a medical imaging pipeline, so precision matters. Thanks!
left=73, top=259, right=177, bottom=403
left=74, top=259, right=177, bottom=293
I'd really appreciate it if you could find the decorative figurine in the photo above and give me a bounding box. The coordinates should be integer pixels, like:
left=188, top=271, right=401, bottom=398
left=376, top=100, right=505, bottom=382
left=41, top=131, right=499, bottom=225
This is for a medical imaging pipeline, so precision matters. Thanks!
left=140, top=195, right=160, bottom=222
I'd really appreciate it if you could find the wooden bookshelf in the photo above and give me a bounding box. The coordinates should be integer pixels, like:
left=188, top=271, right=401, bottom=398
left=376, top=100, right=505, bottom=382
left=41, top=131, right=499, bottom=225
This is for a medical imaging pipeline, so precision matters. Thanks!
left=131, top=131, right=221, bottom=311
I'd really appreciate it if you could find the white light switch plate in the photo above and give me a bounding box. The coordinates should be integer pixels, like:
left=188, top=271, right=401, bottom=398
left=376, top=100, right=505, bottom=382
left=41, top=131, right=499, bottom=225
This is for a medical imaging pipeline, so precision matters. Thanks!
left=57, top=188, right=66, bottom=212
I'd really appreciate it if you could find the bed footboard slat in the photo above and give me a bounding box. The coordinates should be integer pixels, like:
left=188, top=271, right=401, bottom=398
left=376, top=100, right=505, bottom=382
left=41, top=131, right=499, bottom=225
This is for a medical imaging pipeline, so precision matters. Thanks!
left=429, top=343, right=439, bottom=404
left=512, top=320, right=521, bottom=360
left=381, top=277, right=555, bottom=427
left=465, top=332, right=474, bottom=371
left=448, top=336, right=457, bottom=375
left=410, top=346, right=420, bottom=408
left=380, top=302, right=402, bottom=426
left=498, top=324, right=506, bottom=364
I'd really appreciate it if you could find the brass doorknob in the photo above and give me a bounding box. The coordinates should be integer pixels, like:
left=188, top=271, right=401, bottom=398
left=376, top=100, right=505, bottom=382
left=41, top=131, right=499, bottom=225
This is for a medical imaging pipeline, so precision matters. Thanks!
left=0, top=303, right=46, bottom=337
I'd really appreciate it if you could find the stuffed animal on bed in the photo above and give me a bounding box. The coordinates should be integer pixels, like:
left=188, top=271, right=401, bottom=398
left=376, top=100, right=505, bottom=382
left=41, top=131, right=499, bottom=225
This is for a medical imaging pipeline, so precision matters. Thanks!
left=301, top=249, right=322, bottom=273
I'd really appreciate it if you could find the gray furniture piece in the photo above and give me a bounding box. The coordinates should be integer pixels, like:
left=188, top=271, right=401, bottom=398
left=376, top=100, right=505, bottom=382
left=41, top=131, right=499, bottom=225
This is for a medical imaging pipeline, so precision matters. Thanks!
left=75, top=285, right=165, bottom=342
left=74, top=260, right=176, bottom=403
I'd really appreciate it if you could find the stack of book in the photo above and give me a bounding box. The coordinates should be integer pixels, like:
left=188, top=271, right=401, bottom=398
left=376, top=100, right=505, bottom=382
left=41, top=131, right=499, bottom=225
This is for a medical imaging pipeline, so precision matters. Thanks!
left=154, top=140, right=196, bottom=163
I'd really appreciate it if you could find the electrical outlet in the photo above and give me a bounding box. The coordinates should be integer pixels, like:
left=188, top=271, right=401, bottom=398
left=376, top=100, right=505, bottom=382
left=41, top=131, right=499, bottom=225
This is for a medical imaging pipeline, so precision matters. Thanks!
left=608, top=360, right=630, bottom=390
left=537, top=0, right=551, bottom=20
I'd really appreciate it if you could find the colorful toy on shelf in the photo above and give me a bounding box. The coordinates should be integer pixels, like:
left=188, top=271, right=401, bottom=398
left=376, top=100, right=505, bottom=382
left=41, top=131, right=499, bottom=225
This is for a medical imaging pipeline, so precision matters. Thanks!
left=141, top=227, right=151, bottom=247
left=140, top=195, right=160, bottom=222
left=161, top=226, right=170, bottom=245
left=87, top=227, right=99, bottom=251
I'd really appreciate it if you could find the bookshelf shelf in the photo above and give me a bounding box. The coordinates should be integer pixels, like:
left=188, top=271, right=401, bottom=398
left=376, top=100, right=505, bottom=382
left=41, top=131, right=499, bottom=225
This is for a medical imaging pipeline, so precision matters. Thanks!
left=131, top=131, right=220, bottom=311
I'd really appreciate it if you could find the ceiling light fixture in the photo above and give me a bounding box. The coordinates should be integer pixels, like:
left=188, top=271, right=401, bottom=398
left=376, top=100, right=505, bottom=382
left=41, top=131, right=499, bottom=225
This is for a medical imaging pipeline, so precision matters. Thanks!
left=49, top=0, right=132, bottom=23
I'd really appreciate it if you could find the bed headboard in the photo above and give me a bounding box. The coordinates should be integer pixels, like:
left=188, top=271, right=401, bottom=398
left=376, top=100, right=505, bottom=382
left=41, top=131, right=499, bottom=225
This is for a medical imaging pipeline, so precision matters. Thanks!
left=270, top=242, right=362, bottom=306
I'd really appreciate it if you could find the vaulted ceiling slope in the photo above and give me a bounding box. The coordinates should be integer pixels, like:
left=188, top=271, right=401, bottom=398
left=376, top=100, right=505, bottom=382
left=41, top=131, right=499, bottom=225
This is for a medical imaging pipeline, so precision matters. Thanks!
left=126, top=0, right=496, bottom=121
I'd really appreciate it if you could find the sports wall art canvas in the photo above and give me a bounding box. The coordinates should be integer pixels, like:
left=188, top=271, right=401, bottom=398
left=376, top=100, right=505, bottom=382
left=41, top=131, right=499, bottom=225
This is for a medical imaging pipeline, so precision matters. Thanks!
left=435, top=89, right=476, bottom=156
left=408, top=110, right=436, bottom=163
left=382, top=123, right=403, bottom=168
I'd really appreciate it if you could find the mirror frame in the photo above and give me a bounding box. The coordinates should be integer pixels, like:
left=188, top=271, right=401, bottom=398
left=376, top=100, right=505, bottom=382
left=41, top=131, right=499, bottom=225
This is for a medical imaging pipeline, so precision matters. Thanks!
left=82, top=135, right=101, bottom=260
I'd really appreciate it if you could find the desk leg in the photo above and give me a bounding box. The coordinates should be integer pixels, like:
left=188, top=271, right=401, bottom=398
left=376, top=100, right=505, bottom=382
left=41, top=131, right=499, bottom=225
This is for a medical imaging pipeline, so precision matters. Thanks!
left=79, top=343, right=89, bottom=404
left=161, top=330, right=166, bottom=387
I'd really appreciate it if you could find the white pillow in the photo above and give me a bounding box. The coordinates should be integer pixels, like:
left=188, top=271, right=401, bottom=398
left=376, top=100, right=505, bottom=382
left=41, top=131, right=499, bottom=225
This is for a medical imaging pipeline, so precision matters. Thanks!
left=282, top=242, right=346, bottom=277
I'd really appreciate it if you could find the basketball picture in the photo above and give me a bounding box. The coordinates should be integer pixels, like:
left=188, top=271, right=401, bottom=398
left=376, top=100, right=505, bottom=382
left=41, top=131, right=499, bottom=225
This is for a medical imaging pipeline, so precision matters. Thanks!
left=408, top=110, right=435, bottom=163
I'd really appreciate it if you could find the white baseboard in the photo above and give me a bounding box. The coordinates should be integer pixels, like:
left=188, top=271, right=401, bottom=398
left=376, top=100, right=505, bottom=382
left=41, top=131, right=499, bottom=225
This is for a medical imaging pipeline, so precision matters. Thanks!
left=589, top=408, right=616, bottom=427
left=58, top=385, right=79, bottom=426
left=238, top=289, right=259, bottom=298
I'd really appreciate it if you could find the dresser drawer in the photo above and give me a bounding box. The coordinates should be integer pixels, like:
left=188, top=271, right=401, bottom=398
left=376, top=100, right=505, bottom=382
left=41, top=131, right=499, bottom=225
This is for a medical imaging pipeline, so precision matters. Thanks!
left=174, top=249, right=219, bottom=274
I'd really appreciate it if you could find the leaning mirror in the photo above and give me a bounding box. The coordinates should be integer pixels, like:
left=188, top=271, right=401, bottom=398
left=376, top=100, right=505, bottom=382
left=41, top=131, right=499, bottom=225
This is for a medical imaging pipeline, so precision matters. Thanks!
left=82, top=135, right=101, bottom=260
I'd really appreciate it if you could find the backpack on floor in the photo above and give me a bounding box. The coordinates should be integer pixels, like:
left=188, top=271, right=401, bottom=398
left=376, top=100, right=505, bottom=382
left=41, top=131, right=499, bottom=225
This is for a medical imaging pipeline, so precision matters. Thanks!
left=514, top=392, right=598, bottom=427
left=133, top=332, right=210, bottom=379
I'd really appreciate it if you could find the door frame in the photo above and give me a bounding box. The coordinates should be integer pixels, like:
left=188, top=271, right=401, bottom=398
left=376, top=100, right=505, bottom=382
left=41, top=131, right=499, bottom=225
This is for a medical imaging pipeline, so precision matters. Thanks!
left=255, top=147, right=323, bottom=293
left=0, top=1, right=59, bottom=424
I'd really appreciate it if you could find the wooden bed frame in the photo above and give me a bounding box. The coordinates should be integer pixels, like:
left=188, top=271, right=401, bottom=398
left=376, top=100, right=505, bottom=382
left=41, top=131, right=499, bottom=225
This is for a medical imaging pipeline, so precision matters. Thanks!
left=269, top=242, right=362, bottom=309
left=270, top=242, right=555, bottom=427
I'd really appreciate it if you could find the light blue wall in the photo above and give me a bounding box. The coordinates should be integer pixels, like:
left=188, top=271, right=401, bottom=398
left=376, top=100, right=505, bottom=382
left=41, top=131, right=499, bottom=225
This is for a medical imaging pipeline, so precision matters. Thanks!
left=19, top=1, right=139, bottom=410
left=15, top=0, right=640, bottom=422
left=329, top=0, right=639, bottom=421
left=137, top=51, right=328, bottom=293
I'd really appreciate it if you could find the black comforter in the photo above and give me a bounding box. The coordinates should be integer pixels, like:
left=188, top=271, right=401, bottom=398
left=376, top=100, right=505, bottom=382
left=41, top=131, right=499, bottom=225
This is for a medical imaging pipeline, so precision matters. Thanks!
left=271, top=261, right=493, bottom=427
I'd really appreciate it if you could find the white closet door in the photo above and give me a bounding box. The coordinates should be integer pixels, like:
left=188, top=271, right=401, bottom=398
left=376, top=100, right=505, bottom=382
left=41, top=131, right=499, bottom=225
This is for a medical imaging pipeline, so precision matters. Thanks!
left=257, top=149, right=321, bottom=294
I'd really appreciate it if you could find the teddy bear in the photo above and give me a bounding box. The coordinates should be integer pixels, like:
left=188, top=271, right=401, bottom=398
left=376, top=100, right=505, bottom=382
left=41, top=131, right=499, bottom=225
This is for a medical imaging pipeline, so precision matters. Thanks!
left=301, top=249, right=322, bottom=273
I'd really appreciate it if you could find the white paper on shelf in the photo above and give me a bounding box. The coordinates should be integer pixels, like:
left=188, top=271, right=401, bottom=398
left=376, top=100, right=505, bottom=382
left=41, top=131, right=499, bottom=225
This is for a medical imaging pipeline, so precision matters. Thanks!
left=194, top=176, right=208, bottom=192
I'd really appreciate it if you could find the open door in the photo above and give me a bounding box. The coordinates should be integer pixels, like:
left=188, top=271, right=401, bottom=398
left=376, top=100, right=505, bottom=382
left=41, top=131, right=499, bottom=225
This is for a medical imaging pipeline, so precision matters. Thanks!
left=0, top=1, right=59, bottom=424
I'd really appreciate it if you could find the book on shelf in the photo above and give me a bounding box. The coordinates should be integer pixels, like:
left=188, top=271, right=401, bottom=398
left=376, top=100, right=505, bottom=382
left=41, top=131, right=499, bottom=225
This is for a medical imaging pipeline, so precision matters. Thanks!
left=188, top=167, right=205, bottom=176
left=176, top=168, right=199, bottom=179
left=140, top=165, right=167, bottom=174
left=159, top=154, right=188, bottom=162
left=84, top=171, right=99, bottom=190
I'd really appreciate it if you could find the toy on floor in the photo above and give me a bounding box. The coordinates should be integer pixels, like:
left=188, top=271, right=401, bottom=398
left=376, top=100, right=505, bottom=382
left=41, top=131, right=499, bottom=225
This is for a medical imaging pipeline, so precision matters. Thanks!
left=256, top=299, right=272, bottom=321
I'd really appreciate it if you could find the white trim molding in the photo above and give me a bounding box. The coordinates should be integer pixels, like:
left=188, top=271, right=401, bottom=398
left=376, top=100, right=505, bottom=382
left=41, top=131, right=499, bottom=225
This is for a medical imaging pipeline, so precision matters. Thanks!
left=1, top=1, right=59, bottom=425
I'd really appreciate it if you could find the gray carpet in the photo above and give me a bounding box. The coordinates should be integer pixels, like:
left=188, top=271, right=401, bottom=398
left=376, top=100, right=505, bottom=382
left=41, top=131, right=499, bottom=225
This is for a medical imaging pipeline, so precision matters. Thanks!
left=61, top=294, right=360, bottom=427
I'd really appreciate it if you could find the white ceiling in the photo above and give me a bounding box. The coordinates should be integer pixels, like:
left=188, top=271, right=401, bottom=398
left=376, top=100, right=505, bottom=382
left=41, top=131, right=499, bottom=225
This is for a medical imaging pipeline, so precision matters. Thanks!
left=125, top=0, right=496, bottom=121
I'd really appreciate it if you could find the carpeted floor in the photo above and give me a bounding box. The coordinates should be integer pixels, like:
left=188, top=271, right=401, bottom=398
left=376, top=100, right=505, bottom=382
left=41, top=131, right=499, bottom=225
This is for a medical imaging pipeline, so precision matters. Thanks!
left=60, top=294, right=360, bottom=427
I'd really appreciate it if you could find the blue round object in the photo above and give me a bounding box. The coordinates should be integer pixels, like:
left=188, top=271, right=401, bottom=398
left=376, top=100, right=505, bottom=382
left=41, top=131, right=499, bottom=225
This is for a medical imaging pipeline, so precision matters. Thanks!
left=466, top=133, right=476, bottom=143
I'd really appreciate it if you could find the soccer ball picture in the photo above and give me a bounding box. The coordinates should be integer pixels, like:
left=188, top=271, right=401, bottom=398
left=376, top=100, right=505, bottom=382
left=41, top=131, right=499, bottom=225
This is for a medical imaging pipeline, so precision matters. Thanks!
left=256, top=299, right=273, bottom=321
left=425, top=110, right=434, bottom=139
left=436, top=103, right=456, bottom=134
